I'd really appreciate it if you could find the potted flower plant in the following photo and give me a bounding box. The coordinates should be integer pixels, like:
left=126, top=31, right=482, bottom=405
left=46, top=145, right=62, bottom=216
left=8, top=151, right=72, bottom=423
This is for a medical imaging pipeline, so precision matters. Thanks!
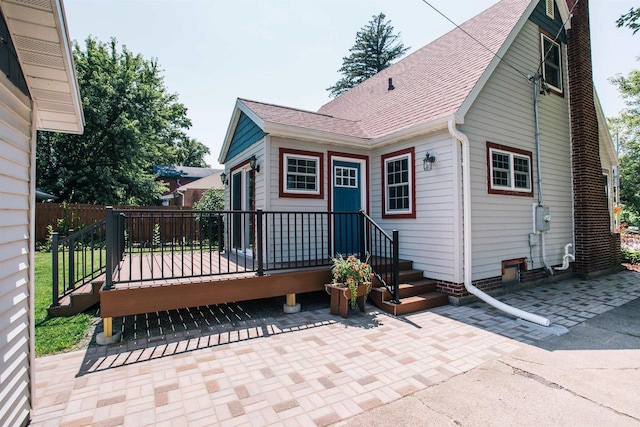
left=327, top=254, right=374, bottom=317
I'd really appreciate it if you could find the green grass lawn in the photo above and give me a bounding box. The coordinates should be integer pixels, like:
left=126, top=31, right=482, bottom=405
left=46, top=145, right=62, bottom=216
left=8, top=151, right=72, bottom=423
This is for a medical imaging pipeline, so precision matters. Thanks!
left=34, top=251, right=96, bottom=356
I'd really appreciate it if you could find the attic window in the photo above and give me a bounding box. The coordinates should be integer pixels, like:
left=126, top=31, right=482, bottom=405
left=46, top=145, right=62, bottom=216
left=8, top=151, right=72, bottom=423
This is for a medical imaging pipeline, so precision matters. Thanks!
left=541, top=33, right=562, bottom=93
left=545, top=0, right=554, bottom=19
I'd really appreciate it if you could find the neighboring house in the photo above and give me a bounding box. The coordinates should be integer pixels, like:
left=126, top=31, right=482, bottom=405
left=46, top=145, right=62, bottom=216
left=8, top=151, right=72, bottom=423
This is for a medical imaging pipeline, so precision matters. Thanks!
left=218, top=0, right=619, bottom=300
left=173, top=170, right=224, bottom=207
left=0, top=0, right=84, bottom=425
left=153, top=165, right=216, bottom=205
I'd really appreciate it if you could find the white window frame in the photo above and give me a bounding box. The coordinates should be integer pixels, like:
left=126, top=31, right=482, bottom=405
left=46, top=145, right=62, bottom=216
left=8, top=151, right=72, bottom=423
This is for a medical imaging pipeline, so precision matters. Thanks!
left=283, top=153, right=320, bottom=195
left=384, top=152, right=413, bottom=215
left=489, top=147, right=532, bottom=193
left=334, top=166, right=358, bottom=188
left=541, top=33, right=562, bottom=93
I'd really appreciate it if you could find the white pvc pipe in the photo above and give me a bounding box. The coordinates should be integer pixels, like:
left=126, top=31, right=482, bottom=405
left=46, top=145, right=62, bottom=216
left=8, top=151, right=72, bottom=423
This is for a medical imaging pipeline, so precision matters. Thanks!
left=448, top=119, right=551, bottom=327
left=540, top=232, right=554, bottom=276
left=554, top=243, right=575, bottom=271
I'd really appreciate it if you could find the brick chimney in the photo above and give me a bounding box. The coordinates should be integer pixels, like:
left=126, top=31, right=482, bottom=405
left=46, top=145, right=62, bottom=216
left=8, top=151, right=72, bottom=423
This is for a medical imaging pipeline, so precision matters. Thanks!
left=566, top=0, right=620, bottom=275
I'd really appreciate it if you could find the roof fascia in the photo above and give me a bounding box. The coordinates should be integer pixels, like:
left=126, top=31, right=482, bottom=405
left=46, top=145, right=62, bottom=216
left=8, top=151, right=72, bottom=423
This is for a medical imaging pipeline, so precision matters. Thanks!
left=218, top=99, right=266, bottom=164
left=263, top=122, right=370, bottom=147
left=557, top=0, right=571, bottom=30
left=594, top=89, right=618, bottom=167
left=52, top=0, right=84, bottom=133
left=457, top=0, right=540, bottom=120
left=371, top=115, right=453, bottom=147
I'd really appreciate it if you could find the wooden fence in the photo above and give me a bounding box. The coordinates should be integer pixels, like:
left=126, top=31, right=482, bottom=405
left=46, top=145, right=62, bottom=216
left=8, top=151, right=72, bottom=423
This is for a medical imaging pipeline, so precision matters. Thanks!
left=35, top=203, right=191, bottom=243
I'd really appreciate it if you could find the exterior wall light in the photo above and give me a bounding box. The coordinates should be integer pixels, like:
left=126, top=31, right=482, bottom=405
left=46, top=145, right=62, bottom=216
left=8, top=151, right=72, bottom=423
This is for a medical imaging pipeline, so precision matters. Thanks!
left=423, top=152, right=436, bottom=171
left=249, top=155, right=260, bottom=173
left=220, top=171, right=227, bottom=185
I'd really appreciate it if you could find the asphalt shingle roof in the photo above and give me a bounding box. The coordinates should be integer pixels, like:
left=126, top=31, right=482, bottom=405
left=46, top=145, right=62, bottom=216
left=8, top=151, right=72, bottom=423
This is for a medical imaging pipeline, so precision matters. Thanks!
left=238, top=0, right=531, bottom=140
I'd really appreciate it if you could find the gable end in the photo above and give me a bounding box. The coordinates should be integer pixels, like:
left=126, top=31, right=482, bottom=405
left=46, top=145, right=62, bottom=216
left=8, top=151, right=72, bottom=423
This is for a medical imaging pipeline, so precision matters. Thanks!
left=529, top=0, right=566, bottom=43
left=223, top=111, right=266, bottom=163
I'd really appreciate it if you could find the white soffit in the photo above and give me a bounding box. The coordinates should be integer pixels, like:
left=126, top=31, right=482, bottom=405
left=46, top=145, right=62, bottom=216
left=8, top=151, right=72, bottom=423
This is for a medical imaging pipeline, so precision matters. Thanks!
left=1, top=0, right=84, bottom=133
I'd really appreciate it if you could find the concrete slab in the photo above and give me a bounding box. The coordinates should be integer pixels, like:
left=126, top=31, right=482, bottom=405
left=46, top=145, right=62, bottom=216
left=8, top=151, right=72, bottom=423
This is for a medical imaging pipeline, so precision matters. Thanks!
left=411, top=360, right=639, bottom=427
left=335, top=395, right=458, bottom=427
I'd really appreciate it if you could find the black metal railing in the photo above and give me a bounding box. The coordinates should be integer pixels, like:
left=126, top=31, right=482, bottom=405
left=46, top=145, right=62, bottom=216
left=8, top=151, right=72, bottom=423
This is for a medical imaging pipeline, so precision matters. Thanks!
left=361, top=211, right=400, bottom=303
left=100, top=207, right=400, bottom=301
left=50, top=219, right=107, bottom=307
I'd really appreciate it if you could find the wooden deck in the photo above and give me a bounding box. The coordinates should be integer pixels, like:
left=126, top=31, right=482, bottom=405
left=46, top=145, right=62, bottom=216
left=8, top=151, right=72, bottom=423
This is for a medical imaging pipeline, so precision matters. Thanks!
left=112, top=251, right=260, bottom=288
left=100, top=252, right=333, bottom=318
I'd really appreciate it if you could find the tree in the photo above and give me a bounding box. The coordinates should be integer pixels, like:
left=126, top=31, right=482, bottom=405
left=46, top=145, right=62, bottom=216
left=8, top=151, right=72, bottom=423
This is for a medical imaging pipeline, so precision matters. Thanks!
left=617, top=7, right=640, bottom=34
left=327, top=13, right=409, bottom=98
left=193, top=189, right=225, bottom=246
left=610, top=68, right=640, bottom=222
left=36, top=37, right=210, bottom=205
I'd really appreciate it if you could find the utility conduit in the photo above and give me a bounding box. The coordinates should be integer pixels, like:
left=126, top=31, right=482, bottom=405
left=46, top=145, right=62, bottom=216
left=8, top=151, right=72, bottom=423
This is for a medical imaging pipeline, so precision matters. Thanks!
left=448, top=119, right=551, bottom=327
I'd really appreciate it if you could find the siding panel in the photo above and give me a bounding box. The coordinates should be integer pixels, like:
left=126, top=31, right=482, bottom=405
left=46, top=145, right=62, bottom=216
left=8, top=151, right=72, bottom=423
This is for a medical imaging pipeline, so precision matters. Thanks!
left=223, top=112, right=266, bottom=163
left=462, top=20, right=572, bottom=280
left=0, top=72, right=32, bottom=427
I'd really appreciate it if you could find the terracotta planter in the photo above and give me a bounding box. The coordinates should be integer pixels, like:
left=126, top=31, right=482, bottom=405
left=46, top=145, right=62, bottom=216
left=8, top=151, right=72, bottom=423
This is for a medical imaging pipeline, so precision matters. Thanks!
left=326, top=282, right=371, bottom=318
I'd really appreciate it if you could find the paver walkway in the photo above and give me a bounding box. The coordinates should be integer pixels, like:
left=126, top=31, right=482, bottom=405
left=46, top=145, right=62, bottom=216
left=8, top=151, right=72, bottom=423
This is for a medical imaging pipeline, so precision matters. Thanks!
left=32, top=270, right=640, bottom=426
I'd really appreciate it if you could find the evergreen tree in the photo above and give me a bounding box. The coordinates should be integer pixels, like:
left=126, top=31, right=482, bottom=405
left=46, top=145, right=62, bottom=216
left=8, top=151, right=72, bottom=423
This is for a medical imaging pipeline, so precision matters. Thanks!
left=36, top=37, right=210, bottom=205
left=327, top=13, right=409, bottom=98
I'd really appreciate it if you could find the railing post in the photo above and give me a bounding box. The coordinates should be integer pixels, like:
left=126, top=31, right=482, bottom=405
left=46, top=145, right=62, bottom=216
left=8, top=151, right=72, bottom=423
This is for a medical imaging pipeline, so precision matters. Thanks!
left=392, top=230, right=400, bottom=304
left=50, top=232, right=59, bottom=307
left=67, top=230, right=75, bottom=291
left=359, top=211, right=366, bottom=261
left=217, top=213, right=224, bottom=252
left=104, top=206, right=114, bottom=290
left=256, top=209, right=264, bottom=276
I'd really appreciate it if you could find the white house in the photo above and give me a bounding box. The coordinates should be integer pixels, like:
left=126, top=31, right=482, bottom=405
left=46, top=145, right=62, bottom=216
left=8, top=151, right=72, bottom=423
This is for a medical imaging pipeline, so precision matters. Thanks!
left=0, top=0, right=83, bottom=425
left=218, top=0, right=618, bottom=312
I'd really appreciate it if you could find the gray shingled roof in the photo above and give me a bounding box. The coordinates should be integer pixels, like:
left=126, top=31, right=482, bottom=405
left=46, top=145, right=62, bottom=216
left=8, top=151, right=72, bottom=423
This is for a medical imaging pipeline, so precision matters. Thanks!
left=239, top=0, right=531, bottom=140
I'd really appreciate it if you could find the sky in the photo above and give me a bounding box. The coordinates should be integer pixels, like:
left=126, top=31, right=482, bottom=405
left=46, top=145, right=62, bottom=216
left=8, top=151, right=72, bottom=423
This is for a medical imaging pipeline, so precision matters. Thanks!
left=63, top=0, right=639, bottom=167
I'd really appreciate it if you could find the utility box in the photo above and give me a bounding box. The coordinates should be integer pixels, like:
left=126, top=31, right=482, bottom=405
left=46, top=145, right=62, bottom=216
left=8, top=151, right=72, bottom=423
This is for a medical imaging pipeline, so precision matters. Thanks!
left=535, top=206, right=551, bottom=232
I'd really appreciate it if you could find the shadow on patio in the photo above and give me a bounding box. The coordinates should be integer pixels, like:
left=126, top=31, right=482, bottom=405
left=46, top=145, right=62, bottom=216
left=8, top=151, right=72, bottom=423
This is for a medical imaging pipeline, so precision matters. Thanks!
left=77, top=291, right=385, bottom=376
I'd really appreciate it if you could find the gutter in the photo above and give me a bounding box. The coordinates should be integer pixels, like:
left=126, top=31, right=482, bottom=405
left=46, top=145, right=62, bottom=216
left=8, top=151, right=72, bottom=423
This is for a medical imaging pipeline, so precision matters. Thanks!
left=447, top=119, right=551, bottom=327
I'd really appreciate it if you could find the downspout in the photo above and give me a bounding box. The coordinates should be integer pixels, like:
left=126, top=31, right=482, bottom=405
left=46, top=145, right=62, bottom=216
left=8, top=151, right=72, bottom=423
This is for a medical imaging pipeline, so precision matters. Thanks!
left=176, top=189, right=185, bottom=207
left=448, top=119, right=551, bottom=327
left=532, top=74, right=554, bottom=276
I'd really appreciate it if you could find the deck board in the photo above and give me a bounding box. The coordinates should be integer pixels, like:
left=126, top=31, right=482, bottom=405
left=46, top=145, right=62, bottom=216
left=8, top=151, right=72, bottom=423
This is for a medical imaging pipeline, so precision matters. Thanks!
left=113, top=251, right=266, bottom=290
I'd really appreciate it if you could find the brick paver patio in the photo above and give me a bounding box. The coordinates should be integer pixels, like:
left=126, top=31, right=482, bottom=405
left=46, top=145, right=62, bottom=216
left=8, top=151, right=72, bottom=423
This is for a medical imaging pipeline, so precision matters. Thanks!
left=31, top=270, right=640, bottom=426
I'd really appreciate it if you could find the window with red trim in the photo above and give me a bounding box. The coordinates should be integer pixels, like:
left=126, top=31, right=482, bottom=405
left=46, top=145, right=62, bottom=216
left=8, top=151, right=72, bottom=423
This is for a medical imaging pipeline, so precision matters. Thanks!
left=279, top=148, right=323, bottom=199
left=382, top=148, right=415, bottom=218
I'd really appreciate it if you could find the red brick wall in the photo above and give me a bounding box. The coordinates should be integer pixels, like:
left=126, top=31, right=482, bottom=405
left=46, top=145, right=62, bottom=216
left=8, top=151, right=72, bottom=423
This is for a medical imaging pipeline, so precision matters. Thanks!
left=566, top=0, right=619, bottom=275
left=433, top=266, right=573, bottom=299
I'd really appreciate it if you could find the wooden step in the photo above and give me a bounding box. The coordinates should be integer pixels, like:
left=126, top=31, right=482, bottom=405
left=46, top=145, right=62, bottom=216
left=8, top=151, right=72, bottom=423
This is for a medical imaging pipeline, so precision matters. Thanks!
left=377, top=268, right=425, bottom=284
left=377, top=292, right=450, bottom=316
left=371, top=279, right=438, bottom=301
left=47, top=278, right=103, bottom=317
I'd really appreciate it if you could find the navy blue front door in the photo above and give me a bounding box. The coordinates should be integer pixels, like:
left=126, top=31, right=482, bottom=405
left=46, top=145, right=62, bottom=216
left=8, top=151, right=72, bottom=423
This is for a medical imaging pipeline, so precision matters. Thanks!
left=333, top=161, right=361, bottom=255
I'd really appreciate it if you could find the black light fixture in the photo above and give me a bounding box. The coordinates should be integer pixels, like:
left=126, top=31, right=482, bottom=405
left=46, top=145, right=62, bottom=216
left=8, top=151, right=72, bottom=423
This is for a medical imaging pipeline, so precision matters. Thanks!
left=249, top=155, right=260, bottom=173
left=220, top=171, right=227, bottom=186
left=423, top=152, right=436, bottom=171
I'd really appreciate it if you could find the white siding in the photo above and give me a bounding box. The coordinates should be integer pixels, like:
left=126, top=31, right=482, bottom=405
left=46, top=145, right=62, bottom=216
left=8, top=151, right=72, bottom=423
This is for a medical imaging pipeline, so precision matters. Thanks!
left=371, top=132, right=461, bottom=283
left=267, top=137, right=357, bottom=263
left=461, top=20, right=572, bottom=280
left=0, top=73, right=33, bottom=427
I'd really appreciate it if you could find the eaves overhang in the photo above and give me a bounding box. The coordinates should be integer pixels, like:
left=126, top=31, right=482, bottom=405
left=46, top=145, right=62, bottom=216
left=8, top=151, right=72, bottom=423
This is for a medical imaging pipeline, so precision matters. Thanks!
left=0, top=0, right=84, bottom=134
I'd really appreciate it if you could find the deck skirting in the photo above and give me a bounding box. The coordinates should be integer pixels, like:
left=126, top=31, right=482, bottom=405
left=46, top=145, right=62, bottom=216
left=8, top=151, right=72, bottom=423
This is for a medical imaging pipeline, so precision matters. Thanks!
left=100, top=268, right=332, bottom=318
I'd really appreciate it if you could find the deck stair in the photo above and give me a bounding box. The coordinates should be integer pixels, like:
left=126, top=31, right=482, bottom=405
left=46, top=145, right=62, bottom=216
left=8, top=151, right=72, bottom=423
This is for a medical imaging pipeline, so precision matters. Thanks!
left=370, top=259, right=449, bottom=315
left=47, top=275, right=103, bottom=317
